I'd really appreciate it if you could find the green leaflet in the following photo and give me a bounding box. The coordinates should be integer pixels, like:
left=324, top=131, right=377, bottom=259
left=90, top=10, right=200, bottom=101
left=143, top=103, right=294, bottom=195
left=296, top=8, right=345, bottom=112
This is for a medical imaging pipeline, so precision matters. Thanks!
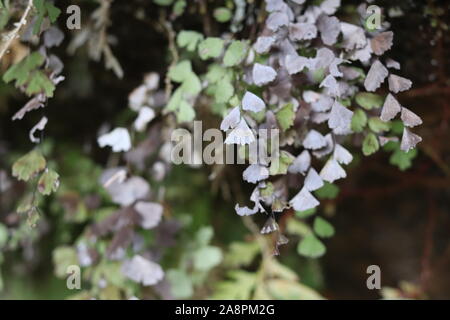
left=177, top=30, right=204, bottom=52
left=297, top=235, right=326, bottom=258
left=295, top=208, right=316, bottom=219
left=33, top=0, right=61, bottom=34
left=180, top=72, right=201, bottom=95
left=223, top=40, right=248, bottom=67
left=276, top=103, right=295, bottom=131
left=205, top=64, right=228, bottom=83
left=390, top=120, right=405, bottom=135
left=193, top=245, right=223, bottom=271
left=198, top=37, right=224, bottom=60
left=315, top=182, right=340, bottom=199
left=192, top=227, right=223, bottom=272
left=195, top=226, right=214, bottom=246
left=3, top=52, right=45, bottom=86
left=224, top=241, right=260, bottom=268
left=355, top=92, right=384, bottom=110
left=25, top=70, right=56, bottom=97
left=176, top=100, right=195, bottom=123
left=52, top=246, right=78, bottom=278
left=37, top=169, right=60, bottom=195
left=351, top=109, right=367, bottom=133
left=362, top=132, right=380, bottom=156
left=390, top=148, right=418, bottom=171
left=12, top=149, right=46, bottom=181
left=166, top=87, right=183, bottom=112
left=168, top=60, right=193, bottom=83
left=214, top=7, right=232, bottom=23
left=368, top=117, right=390, bottom=133
left=211, top=270, right=256, bottom=300
left=385, top=141, right=418, bottom=171
left=269, top=151, right=295, bottom=175
left=0, top=0, right=9, bottom=30
left=167, top=269, right=193, bottom=298
left=286, top=219, right=312, bottom=237
left=213, top=78, right=234, bottom=103
left=16, top=194, right=37, bottom=214
left=167, top=61, right=200, bottom=122
left=313, top=217, right=335, bottom=238
left=266, top=279, right=323, bottom=300
left=172, top=0, right=187, bottom=16
left=3, top=52, right=55, bottom=97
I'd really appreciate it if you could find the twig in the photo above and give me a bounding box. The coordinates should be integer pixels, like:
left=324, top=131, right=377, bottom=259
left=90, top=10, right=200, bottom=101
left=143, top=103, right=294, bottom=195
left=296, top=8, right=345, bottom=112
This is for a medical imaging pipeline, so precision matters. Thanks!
left=198, top=0, right=212, bottom=36
left=159, top=11, right=179, bottom=100
left=0, top=0, right=33, bottom=61
left=242, top=216, right=272, bottom=298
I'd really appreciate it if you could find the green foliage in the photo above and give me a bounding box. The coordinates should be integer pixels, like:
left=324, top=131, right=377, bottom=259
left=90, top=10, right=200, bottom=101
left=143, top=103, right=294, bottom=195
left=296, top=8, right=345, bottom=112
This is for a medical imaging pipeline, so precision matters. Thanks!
left=172, top=0, right=187, bottom=16
left=276, top=103, right=295, bottom=131
left=297, top=235, right=326, bottom=258
left=264, top=260, right=323, bottom=299
left=0, top=0, right=10, bottom=30
left=211, top=270, right=256, bottom=299
left=205, top=64, right=228, bottom=83
left=167, top=61, right=201, bottom=122
left=166, top=226, right=223, bottom=298
left=176, top=100, right=195, bottom=122
left=168, top=60, right=193, bottom=82
left=390, top=148, right=418, bottom=170
left=198, top=37, right=224, bottom=60
left=269, top=151, right=295, bottom=175
left=287, top=219, right=312, bottom=237
left=362, top=133, right=380, bottom=156
left=25, top=70, right=55, bottom=97
left=224, top=241, right=260, bottom=268
left=33, top=0, right=61, bottom=34
left=0, top=223, right=7, bottom=248
left=213, top=77, right=234, bottom=103
left=3, top=52, right=55, bottom=97
left=313, top=217, right=335, bottom=238
left=384, top=141, right=418, bottom=171
left=167, top=269, right=193, bottom=298
left=3, top=52, right=44, bottom=85
left=0, top=0, right=426, bottom=301
left=177, top=31, right=204, bottom=52
left=315, top=183, right=340, bottom=200
left=12, top=149, right=46, bottom=181
left=223, top=40, right=248, bottom=67
left=214, top=7, right=232, bottom=23
left=265, top=279, right=323, bottom=300
left=37, top=169, right=60, bottom=195
left=355, top=92, right=384, bottom=110
left=368, top=117, right=390, bottom=133
left=351, top=109, right=368, bottom=132
left=52, top=246, right=78, bottom=278
left=193, top=246, right=223, bottom=271
left=296, top=208, right=316, bottom=219
left=390, top=120, right=405, bottom=135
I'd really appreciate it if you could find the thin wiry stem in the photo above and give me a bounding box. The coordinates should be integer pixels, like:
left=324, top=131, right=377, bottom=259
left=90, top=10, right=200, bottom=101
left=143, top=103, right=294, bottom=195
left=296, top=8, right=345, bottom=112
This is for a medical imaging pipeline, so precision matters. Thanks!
left=0, top=0, right=33, bottom=61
